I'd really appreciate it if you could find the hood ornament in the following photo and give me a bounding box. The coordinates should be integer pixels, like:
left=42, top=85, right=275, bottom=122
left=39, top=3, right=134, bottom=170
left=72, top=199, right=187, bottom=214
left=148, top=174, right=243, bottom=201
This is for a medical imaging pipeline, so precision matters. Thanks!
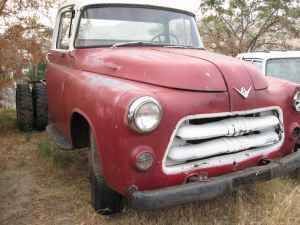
left=234, top=86, right=252, bottom=99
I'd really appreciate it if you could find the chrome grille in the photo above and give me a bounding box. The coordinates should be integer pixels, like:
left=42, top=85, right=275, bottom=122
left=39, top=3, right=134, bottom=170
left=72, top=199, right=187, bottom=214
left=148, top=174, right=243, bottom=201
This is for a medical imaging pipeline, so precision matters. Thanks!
left=163, top=107, right=284, bottom=175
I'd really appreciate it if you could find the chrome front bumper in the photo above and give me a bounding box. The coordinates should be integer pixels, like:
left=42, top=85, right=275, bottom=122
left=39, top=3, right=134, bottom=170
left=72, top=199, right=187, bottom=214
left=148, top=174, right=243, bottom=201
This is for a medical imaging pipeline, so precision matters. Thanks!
left=130, top=150, right=300, bottom=210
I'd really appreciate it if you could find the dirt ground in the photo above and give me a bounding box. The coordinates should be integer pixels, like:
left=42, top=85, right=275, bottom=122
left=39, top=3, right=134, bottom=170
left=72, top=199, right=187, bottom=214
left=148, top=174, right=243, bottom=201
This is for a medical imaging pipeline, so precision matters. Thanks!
left=0, top=109, right=300, bottom=225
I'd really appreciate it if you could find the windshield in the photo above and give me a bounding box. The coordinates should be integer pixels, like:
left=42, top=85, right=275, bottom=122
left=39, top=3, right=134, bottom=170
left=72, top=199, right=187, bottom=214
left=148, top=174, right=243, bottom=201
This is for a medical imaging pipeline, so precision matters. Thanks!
left=75, top=6, right=203, bottom=48
left=266, top=58, right=300, bottom=83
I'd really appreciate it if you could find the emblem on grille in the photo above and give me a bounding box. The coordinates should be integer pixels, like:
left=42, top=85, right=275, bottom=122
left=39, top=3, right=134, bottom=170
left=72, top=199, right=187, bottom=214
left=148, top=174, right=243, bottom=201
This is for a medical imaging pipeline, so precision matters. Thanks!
left=234, top=86, right=252, bottom=99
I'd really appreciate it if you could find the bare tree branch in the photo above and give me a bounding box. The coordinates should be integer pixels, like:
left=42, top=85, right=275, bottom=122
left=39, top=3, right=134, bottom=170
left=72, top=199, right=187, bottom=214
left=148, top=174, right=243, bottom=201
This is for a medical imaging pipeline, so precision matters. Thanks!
left=0, top=0, right=8, bottom=15
left=199, top=0, right=300, bottom=56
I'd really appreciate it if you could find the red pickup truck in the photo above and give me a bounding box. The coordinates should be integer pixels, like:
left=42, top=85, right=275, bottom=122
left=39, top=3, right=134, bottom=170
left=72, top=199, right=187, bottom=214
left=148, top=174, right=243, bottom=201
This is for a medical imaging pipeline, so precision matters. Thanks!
left=16, top=0, right=300, bottom=215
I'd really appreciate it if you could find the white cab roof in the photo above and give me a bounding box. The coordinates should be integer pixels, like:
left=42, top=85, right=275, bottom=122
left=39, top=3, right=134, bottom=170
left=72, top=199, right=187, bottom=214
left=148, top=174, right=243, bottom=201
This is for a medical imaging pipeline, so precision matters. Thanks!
left=238, top=51, right=300, bottom=61
left=61, top=0, right=198, bottom=15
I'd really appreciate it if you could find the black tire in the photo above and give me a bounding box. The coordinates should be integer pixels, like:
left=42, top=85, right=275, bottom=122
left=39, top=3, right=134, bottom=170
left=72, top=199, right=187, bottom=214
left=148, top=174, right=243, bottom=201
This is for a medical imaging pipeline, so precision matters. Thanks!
left=296, top=169, right=300, bottom=179
left=32, top=82, right=48, bottom=130
left=16, top=83, right=34, bottom=132
left=89, top=133, right=123, bottom=215
left=290, top=168, right=300, bottom=180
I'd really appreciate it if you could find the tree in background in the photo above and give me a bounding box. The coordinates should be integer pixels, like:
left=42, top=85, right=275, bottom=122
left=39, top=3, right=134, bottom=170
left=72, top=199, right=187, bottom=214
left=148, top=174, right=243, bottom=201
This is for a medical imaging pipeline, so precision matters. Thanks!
left=0, top=0, right=55, bottom=81
left=199, top=0, right=300, bottom=56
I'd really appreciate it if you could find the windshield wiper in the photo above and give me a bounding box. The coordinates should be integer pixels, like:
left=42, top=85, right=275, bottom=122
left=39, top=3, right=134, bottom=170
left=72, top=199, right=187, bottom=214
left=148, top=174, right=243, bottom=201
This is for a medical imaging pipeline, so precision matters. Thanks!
left=111, top=41, right=163, bottom=48
left=163, top=45, right=206, bottom=50
left=111, top=42, right=206, bottom=50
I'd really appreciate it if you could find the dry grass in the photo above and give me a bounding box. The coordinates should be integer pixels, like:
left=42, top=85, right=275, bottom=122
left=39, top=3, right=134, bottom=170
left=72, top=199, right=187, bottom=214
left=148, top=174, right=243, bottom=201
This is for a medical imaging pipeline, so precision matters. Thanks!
left=0, top=109, right=300, bottom=225
left=0, top=80, right=13, bottom=96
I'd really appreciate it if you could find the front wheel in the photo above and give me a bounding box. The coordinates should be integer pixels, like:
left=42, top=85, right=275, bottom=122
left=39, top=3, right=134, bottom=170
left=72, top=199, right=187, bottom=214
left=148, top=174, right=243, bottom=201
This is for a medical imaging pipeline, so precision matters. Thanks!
left=290, top=168, right=300, bottom=180
left=89, top=133, right=123, bottom=215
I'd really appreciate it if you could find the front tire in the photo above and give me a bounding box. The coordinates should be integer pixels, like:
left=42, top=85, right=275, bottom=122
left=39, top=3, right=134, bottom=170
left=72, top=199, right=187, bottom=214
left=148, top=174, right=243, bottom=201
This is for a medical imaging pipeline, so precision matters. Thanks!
left=290, top=168, right=300, bottom=180
left=89, top=133, right=123, bottom=215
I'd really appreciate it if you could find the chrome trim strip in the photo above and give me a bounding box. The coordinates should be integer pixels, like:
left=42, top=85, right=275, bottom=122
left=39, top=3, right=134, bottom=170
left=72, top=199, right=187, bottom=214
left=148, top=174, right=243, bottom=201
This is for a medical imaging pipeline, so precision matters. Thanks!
left=169, top=131, right=280, bottom=162
left=176, top=115, right=280, bottom=141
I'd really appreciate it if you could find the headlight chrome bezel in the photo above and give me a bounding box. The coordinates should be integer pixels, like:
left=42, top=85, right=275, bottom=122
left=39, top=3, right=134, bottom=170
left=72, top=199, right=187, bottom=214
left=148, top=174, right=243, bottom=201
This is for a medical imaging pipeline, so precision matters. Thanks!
left=293, top=91, right=300, bottom=112
left=128, top=96, right=163, bottom=133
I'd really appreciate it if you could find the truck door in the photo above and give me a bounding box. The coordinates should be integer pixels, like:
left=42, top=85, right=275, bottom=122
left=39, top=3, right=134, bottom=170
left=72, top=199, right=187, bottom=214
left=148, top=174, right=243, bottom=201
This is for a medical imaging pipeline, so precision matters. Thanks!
left=46, top=7, right=74, bottom=134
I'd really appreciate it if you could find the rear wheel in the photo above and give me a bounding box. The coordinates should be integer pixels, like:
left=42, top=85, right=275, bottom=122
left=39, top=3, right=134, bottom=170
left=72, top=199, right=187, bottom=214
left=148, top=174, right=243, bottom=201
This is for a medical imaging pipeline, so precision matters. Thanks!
left=16, top=83, right=34, bottom=132
left=89, top=133, right=123, bottom=215
left=32, top=82, right=48, bottom=130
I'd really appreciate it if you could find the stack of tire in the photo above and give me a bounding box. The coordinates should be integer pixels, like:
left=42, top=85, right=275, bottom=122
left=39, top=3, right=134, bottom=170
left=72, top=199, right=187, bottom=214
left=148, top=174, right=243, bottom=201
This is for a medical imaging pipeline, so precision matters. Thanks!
left=16, top=81, right=48, bottom=132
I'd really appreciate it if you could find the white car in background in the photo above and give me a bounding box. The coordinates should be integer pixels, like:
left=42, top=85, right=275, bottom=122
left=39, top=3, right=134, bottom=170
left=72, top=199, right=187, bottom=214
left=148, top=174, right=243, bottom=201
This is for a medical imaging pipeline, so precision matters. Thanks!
left=237, top=51, right=300, bottom=83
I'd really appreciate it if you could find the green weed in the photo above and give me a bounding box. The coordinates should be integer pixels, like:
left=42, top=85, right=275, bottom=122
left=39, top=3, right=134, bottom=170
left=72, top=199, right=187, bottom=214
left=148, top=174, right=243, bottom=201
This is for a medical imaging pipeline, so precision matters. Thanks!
left=38, top=139, right=82, bottom=169
left=0, top=109, right=17, bottom=132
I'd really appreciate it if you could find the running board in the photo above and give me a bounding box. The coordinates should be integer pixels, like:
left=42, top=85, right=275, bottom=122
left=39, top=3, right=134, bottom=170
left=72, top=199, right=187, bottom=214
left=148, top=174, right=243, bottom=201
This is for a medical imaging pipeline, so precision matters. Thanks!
left=46, top=124, right=73, bottom=150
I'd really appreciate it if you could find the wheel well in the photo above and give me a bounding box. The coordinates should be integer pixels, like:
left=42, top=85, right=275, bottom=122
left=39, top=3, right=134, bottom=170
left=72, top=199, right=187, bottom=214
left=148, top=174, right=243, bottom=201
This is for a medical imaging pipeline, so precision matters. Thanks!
left=71, top=112, right=90, bottom=149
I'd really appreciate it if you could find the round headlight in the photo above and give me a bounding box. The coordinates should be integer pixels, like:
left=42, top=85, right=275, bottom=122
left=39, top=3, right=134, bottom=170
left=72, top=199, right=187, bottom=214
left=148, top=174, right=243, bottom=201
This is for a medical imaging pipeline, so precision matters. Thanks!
left=293, top=91, right=300, bottom=112
left=128, top=97, right=162, bottom=133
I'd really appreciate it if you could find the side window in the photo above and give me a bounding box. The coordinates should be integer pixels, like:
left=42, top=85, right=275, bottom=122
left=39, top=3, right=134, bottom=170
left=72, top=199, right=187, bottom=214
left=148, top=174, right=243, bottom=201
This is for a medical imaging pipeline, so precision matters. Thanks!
left=57, top=10, right=73, bottom=49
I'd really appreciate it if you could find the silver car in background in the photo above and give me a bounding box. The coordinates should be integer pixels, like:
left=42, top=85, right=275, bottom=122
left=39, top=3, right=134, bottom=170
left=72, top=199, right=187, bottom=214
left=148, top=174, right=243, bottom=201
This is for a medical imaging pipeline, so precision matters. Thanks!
left=237, top=51, right=300, bottom=83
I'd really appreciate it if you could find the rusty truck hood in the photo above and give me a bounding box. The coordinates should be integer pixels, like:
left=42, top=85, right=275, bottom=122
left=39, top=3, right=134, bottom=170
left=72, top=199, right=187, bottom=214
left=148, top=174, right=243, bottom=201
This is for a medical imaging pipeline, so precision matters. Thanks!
left=75, top=47, right=268, bottom=92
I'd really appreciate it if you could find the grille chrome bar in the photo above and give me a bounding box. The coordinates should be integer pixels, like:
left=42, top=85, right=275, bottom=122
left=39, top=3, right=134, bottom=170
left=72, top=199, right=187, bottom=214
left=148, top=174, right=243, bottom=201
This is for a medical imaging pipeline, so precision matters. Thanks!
left=169, top=131, right=280, bottom=162
left=177, top=115, right=280, bottom=141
